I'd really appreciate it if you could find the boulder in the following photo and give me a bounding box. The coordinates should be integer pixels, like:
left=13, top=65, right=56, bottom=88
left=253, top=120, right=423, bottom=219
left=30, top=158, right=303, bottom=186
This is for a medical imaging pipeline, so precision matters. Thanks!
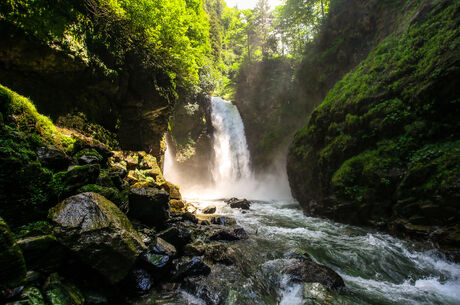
left=17, top=234, right=67, bottom=273
left=0, top=217, right=26, bottom=288
left=128, top=187, right=170, bottom=227
left=52, top=164, right=100, bottom=198
left=204, top=243, right=235, bottom=265
left=184, top=241, right=207, bottom=256
left=49, top=192, right=146, bottom=284
left=283, top=258, right=345, bottom=292
left=78, top=154, right=101, bottom=165
left=225, top=198, right=250, bottom=210
left=172, top=257, right=211, bottom=281
left=170, top=200, right=185, bottom=210
left=209, top=227, right=249, bottom=241
left=162, top=181, right=182, bottom=200
left=37, top=146, right=71, bottom=171
left=157, top=226, right=192, bottom=252
left=302, top=282, right=353, bottom=305
left=139, top=238, right=176, bottom=278
left=202, top=205, right=216, bottom=214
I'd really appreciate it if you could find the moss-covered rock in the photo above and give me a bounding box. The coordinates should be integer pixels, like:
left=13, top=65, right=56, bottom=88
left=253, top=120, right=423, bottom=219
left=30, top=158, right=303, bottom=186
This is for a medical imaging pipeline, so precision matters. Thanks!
left=50, top=164, right=100, bottom=199
left=0, top=85, right=80, bottom=227
left=0, top=216, right=26, bottom=288
left=49, top=192, right=146, bottom=284
left=287, top=0, right=460, bottom=249
left=44, top=273, right=84, bottom=305
left=78, top=184, right=127, bottom=206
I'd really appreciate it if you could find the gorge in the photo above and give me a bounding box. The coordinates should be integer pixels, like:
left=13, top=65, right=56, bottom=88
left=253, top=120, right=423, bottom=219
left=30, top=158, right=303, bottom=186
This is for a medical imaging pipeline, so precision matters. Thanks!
left=0, top=0, right=459, bottom=304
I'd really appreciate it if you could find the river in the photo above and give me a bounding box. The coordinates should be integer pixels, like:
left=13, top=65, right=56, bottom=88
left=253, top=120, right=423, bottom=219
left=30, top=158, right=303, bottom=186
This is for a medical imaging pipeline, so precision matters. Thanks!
left=157, top=97, right=460, bottom=304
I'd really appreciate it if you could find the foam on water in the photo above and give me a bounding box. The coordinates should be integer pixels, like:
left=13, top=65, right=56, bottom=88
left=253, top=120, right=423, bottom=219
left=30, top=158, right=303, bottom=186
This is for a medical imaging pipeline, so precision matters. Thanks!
left=187, top=199, right=460, bottom=305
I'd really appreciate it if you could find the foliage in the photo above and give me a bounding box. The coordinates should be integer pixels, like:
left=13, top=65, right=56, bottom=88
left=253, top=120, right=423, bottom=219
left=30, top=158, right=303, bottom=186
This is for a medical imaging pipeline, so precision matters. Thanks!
left=288, top=0, right=460, bottom=232
left=1, top=0, right=211, bottom=88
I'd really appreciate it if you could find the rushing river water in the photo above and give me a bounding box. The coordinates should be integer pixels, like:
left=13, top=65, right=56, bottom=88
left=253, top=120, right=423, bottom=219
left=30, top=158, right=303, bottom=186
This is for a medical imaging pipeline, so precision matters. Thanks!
left=159, top=97, right=460, bottom=304
left=140, top=199, right=460, bottom=305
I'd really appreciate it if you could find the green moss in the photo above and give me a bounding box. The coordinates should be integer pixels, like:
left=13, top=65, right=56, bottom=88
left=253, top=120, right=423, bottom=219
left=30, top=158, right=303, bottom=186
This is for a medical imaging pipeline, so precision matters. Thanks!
left=0, top=84, right=76, bottom=153
left=15, top=221, right=53, bottom=239
left=78, top=184, right=127, bottom=206
left=44, top=273, right=84, bottom=305
left=289, top=0, right=460, bottom=233
left=74, top=148, right=103, bottom=161
left=0, top=217, right=26, bottom=288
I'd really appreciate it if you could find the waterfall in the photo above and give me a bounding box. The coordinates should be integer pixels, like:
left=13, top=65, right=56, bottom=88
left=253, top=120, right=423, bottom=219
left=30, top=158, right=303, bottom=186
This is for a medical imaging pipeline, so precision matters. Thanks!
left=165, top=96, right=292, bottom=200
left=210, top=97, right=253, bottom=186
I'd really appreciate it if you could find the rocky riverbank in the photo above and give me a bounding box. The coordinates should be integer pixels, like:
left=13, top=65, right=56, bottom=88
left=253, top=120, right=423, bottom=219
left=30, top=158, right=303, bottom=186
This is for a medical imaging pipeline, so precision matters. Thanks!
left=0, top=84, right=346, bottom=304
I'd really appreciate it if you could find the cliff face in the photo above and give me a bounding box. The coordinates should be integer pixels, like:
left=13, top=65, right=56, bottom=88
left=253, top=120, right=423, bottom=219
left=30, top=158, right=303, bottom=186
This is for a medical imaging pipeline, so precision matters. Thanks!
left=287, top=0, right=460, bottom=252
left=0, top=18, right=172, bottom=160
left=234, top=58, right=305, bottom=173
left=167, top=92, right=214, bottom=184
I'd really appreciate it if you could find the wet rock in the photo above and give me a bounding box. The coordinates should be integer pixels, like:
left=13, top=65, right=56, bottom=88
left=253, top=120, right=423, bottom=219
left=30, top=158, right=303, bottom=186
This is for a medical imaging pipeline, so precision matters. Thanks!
left=139, top=238, right=176, bottom=278
left=184, top=241, right=207, bottom=256
left=0, top=216, right=26, bottom=288
left=170, top=199, right=185, bottom=210
left=17, top=234, right=67, bottom=273
left=43, top=273, right=84, bottom=305
left=49, top=192, right=146, bottom=284
left=200, top=220, right=211, bottom=226
left=209, top=227, right=249, bottom=241
left=204, top=243, right=235, bottom=265
left=172, top=257, right=211, bottom=281
left=128, top=187, right=170, bottom=227
left=123, top=268, right=153, bottom=296
left=202, top=205, right=216, bottom=214
left=162, top=182, right=182, bottom=200
left=156, top=237, right=178, bottom=257
left=302, top=282, right=353, bottom=305
left=284, top=258, right=345, bottom=292
left=211, top=216, right=227, bottom=226
left=78, top=154, right=102, bottom=165
left=37, top=146, right=71, bottom=171
left=157, top=226, right=192, bottom=252
left=225, top=198, right=251, bottom=210
left=180, top=277, right=222, bottom=305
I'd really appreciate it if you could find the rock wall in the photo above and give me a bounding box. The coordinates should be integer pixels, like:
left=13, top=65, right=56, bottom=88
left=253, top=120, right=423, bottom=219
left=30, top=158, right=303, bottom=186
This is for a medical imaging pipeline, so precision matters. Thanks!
left=287, top=0, right=460, bottom=253
left=167, top=92, right=214, bottom=185
left=0, top=20, right=172, bottom=159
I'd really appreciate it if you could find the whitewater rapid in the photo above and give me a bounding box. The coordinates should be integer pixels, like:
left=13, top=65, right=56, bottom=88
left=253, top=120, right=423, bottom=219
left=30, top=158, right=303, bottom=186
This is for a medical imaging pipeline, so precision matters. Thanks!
left=162, top=96, right=460, bottom=304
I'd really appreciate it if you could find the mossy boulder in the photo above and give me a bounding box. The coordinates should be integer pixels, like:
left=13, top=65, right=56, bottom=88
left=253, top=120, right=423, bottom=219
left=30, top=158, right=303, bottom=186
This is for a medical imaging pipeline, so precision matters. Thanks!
left=50, top=164, right=100, bottom=199
left=49, top=192, right=146, bottom=283
left=0, top=217, right=26, bottom=288
left=287, top=0, right=460, bottom=249
left=162, top=181, right=182, bottom=200
left=78, top=184, right=127, bottom=207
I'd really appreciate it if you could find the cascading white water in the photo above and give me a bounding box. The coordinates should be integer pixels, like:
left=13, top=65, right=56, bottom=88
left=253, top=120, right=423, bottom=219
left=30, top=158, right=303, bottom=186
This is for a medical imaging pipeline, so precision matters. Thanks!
left=164, top=96, right=292, bottom=200
left=210, top=96, right=253, bottom=186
